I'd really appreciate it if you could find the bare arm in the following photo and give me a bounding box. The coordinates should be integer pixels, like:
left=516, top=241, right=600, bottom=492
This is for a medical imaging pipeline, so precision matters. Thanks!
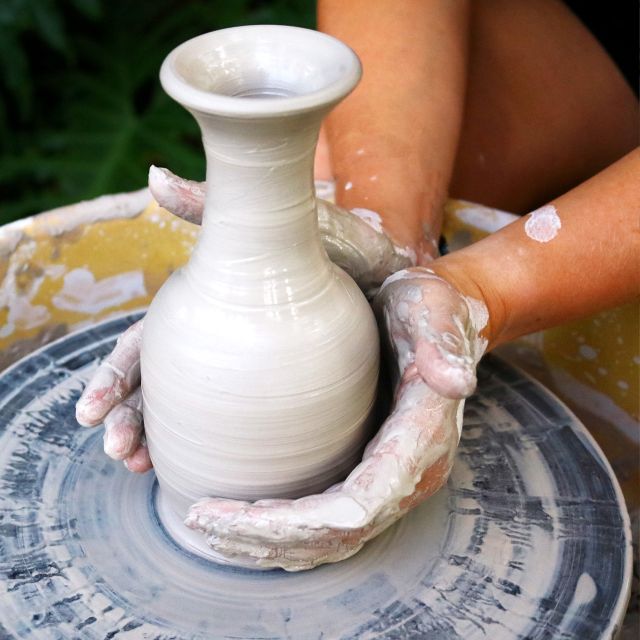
left=318, top=0, right=470, bottom=260
left=434, top=149, right=640, bottom=347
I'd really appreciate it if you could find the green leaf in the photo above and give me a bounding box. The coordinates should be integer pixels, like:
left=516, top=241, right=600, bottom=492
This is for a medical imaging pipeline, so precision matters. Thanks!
left=0, top=0, right=316, bottom=223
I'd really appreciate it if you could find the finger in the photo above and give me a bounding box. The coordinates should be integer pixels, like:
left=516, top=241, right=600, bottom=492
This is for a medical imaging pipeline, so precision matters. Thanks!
left=185, top=490, right=370, bottom=545
left=187, top=497, right=368, bottom=570
left=206, top=531, right=364, bottom=571
left=344, top=376, right=456, bottom=521
left=76, top=320, right=143, bottom=426
left=378, top=271, right=478, bottom=399
left=414, top=338, right=476, bottom=399
left=412, top=301, right=478, bottom=399
left=103, top=388, right=143, bottom=460
left=148, top=165, right=205, bottom=225
left=124, top=443, right=152, bottom=473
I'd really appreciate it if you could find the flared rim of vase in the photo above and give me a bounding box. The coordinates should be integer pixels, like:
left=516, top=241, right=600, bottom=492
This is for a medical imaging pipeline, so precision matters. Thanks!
left=160, top=25, right=362, bottom=119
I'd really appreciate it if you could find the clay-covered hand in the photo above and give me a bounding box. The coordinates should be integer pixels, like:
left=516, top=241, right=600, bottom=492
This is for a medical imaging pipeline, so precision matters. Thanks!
left=75, top=167, right=417, bottom=467
left=185, top=269, right=488, bottom=570
left=75, top=319, right=151, bottom=471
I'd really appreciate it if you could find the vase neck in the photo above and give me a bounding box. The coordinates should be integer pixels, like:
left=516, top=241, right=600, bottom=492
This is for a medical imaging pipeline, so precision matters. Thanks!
left=185, top=111, right=332, bottom=304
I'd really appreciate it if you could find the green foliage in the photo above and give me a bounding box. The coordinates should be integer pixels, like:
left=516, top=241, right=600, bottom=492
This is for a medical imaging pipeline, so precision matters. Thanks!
left=0, top=0, right=315, bottom=224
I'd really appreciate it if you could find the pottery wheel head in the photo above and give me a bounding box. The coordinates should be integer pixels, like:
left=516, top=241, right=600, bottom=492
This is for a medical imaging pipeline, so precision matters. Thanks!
left=0, top=313, right=631, bottom=639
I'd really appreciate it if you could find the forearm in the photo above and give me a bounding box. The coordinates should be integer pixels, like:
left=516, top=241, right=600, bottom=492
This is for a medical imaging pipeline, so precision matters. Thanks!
left=318, top=0, right=470, bottom=259
left=433, top=149, right=640, bottom=347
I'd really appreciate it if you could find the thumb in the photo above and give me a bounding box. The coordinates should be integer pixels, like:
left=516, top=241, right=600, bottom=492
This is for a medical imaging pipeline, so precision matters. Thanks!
left=414, top=336, right=477, bottom=399
left=148, top=166, right=205, bottom=225
left=414, top=289, right=490, bottom=399
left=379, top=270, right=486, bottom=400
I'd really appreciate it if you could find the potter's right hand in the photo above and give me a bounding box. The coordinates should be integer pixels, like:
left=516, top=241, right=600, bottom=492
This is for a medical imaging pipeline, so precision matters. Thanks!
left=184, top=269, right=489, bottom=570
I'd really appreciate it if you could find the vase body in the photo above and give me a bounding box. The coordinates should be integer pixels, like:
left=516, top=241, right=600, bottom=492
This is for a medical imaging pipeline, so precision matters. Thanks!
left=141, top=26, right=379, bottom=522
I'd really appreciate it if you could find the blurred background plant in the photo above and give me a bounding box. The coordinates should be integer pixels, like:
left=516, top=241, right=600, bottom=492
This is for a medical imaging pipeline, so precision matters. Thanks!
left=1, top=1, right=635, bottom=225
left=0, top=0, right=315, bottom=224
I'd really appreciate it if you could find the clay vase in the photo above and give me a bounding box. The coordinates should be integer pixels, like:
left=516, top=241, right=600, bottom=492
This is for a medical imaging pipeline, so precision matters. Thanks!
left=141, top=27, right=379, bottom=526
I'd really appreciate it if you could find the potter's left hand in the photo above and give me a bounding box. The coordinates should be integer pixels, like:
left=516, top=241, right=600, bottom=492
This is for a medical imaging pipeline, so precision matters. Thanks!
left=185, top=269, right=488, bottom=570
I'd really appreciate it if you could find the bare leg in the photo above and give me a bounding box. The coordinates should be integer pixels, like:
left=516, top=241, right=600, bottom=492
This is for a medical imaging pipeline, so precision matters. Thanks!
left=451, top=0, right=638, bottom=213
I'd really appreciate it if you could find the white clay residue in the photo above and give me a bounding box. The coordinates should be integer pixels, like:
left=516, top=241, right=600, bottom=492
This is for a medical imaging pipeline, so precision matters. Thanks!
left=315, top=200, right=413, bottom=296
left=314, top=179, right=336, bottom=202
left=578, top=344, right=598, bottom=361
left=404, top=285, right=423, bottom=304
left=573, top=573, right=598, bottom=605
left=0, top=228, right=24, bottom=259
left=524, top=204, right=561, bottom=243
left=378, top=268, right=420, bottom=291
left=455, top=200, right=517, bottom=233
left=350, top=207, right=384, bottom=234
left=0, top=241, right=54, bottom=338
left=53, top=268, right=147, bottom=314
left=395, top=245, right=418, bottom=266
left=300, top=495, right=369, bottom=528
left=566, top=572, right=598, bottom=613
left=465, top=296, right=489, bottom=336
left=464, top=295, right=490, bottom=360
left=39, top=189, right=150, bottom=236
left=0, top=296, right=50, bottom=339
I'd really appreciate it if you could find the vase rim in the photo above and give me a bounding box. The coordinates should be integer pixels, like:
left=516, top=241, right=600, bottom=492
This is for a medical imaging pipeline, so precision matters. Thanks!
left=160, top=25, right=362, bottom=119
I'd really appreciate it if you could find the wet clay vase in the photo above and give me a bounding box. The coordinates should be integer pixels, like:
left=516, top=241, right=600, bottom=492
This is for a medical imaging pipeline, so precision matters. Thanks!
left=141, top=26, right=380, bottom=529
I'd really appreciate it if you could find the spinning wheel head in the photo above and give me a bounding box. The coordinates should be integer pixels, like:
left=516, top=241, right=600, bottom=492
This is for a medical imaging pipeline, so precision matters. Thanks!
left=0, top=314, right=631, bottom=639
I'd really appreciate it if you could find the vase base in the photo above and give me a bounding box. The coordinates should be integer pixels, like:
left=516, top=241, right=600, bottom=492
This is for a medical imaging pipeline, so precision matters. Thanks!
left=154, top=484, right=270, bottom=570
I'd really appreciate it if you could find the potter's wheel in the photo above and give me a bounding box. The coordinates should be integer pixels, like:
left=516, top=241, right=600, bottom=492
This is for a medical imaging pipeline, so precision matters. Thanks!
left=0, top=313, right=631, bottom=639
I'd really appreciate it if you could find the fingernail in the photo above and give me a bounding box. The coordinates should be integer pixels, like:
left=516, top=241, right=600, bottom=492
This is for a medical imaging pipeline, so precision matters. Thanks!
left=148, top=165, right=172, bottom=189
left=76, top=369, right=119, bottom=425
left=103, top=431, right=116, bottom=456
left=76, top=394, right=108, bottom=426
left=104, top=432, right=128, bottom=460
